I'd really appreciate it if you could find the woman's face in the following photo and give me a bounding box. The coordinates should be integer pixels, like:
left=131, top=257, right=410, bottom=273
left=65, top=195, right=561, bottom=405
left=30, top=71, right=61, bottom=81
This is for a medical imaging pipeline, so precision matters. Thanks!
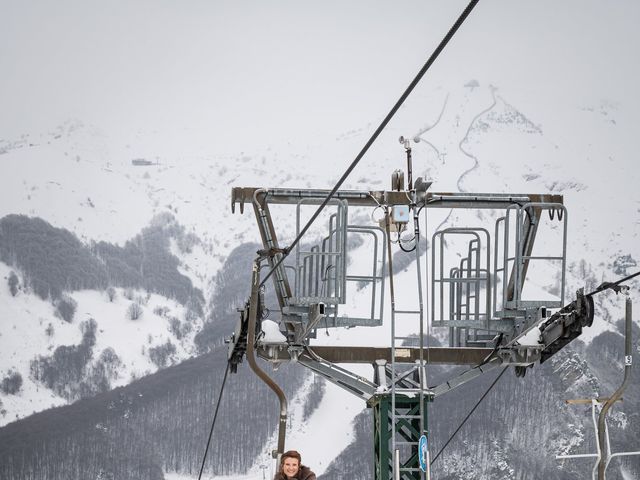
left=282, top=457, right=300, bottom=478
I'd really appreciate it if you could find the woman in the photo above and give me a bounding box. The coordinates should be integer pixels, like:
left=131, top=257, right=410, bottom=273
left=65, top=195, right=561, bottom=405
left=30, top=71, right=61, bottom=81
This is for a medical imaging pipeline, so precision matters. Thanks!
left=273, top=450, right=316, bottom=480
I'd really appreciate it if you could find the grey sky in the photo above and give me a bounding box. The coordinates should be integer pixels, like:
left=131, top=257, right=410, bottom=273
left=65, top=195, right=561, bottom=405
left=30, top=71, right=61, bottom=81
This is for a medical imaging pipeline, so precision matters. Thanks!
left=2, top=0, right=638, bottom=148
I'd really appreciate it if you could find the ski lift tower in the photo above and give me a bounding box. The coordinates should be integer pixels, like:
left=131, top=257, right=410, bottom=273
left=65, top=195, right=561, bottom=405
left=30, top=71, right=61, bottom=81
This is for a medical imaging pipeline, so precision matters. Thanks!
left=226, top=151, right=596, bottom=479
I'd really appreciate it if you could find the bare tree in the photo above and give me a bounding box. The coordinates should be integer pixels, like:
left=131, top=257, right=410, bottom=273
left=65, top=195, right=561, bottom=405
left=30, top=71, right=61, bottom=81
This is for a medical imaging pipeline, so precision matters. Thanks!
left=106, top=286, right=116, bottom=302
left=127, top=302, right=143, bottom=321
left=8, top=271, right=19, bottom=297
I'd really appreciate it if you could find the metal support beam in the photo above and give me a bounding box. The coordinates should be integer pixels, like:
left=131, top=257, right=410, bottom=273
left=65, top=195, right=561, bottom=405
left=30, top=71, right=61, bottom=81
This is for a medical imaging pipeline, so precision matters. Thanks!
left=297, top=351, right=377, bottom=402
left=506, top=206, right=541, bottom=302
left=257, top=346, right=493, bottom=365
left=431, top=358, right=503, bottom=397
left=232, top=186, right=562, bottom=210
left=251, top=190, right=293, bottom=311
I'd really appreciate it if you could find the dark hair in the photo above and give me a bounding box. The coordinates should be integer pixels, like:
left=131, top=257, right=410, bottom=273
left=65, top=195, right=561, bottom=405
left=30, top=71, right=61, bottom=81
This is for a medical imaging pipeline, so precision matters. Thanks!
left=279, top=450, right=302, bottom=474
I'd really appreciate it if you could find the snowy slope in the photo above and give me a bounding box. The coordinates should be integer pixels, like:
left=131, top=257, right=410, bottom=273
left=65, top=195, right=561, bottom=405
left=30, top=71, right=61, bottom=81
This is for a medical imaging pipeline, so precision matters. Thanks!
left=1, top=0, right=639, bottom=477
left=0, top=261, right=203, bottom=426
left=0, top=80, right=637, bottom=470
left=0, top=80, right=637, bottom=473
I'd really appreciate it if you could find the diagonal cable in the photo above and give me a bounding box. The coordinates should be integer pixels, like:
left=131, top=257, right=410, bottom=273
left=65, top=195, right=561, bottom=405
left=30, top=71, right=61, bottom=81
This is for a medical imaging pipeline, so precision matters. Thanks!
left=197, top=362, right=230, bottom=480
left=431, top=366, right=507, bottom=466
left=259, top=0, right=481, bottom=288
left=586, top=270, right=640, bottom=297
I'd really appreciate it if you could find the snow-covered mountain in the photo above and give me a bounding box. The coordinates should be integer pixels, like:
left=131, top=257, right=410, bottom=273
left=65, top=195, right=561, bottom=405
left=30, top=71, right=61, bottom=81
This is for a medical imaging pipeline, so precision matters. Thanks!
left=1, top=0, right=639, bottom=478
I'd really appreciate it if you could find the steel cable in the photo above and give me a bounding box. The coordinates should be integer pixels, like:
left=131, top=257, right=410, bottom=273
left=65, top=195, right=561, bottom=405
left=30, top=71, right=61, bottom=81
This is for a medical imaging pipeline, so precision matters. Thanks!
left=259, top=0, right=481, bottom=288
left=586, top=270, right=640, bottom=297
left=431, top=366, right=507, bottom=466
left=197, top=362, right=231, bottom=480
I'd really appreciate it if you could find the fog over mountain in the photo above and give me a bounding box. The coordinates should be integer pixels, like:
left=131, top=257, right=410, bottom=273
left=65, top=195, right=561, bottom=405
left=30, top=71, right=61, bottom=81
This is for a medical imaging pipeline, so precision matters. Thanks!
left=1, top=1, right=639, bottom=479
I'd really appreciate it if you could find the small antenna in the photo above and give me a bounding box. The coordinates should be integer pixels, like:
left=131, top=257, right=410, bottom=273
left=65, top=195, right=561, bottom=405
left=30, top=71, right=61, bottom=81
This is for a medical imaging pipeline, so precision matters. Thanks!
left=399, top=136, right=413, bottom=190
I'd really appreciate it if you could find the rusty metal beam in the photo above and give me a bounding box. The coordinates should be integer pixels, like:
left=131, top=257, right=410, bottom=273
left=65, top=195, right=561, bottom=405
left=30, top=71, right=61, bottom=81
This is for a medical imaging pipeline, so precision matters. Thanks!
left=258, top=346, right=492, bottom=365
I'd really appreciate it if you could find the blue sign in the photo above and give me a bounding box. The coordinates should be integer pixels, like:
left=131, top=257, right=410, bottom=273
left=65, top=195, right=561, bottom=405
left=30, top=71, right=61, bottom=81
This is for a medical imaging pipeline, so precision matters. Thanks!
left=419, top=434, right=428, bottom=472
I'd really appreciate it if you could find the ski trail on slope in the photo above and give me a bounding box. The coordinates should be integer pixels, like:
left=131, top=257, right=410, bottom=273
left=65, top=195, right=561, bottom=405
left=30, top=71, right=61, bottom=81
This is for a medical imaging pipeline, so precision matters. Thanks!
left=414, top=93, right=449, bottom=165
left=456, top=85, right=498, bottom=193
left=428, top=87, right=498, bottom=236
left=387, top=87, right=501, bottom=271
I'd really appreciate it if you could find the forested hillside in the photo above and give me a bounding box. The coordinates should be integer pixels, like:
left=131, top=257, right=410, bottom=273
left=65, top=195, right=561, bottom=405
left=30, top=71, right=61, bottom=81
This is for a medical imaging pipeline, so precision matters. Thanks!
left=0, top=347, right=308, bottom=480
left=0, top=214, right=108, bottom=299
left=0, top=213, right=203, bottom=308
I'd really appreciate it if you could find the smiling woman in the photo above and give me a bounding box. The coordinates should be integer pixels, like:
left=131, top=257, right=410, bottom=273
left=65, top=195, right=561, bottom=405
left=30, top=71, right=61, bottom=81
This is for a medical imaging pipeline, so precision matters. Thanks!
left=273, top=450, right=316, bottom=480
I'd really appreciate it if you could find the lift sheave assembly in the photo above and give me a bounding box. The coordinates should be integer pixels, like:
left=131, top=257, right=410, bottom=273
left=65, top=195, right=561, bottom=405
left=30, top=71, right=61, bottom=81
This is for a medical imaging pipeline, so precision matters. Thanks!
left=225, top=155, right=605, bottom=479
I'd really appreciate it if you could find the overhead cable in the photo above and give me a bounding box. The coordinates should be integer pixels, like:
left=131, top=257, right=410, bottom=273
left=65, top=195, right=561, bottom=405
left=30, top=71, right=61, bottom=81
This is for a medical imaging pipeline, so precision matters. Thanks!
left=431, top=366, right=507, bottom=466
left=197, top=362, right=231, bottom=480
left=259, top=0, right=481, bottom=288
left=587, top=270, right=640, bottom=297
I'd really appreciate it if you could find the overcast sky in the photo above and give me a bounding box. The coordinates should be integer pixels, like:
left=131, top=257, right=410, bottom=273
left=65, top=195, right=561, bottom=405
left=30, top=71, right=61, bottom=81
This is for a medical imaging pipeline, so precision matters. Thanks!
left=2, top=0, right=638, bottom=149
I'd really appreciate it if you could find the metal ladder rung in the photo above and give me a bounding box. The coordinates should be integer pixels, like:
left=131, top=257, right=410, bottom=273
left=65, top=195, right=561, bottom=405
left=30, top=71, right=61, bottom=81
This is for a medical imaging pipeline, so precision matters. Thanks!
left=395, top=414, right=421, bottom=419
left=394, top=440, right=419, bottom=446
left=393, top=344, right=420, bottom=349
left=392, top=388, right=424, bottom=394
left=394, top=310, right=422, bottom=314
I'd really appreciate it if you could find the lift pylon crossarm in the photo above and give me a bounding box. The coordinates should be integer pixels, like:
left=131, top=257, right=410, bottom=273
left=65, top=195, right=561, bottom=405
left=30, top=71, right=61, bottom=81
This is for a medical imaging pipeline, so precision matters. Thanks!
left=425, top=192, right=563, bottom=209
left=228, top=178, right=574, bottom=384
left=231, top=186, right=563, bottom=211
left=257, top=345, right=494, bottom=365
